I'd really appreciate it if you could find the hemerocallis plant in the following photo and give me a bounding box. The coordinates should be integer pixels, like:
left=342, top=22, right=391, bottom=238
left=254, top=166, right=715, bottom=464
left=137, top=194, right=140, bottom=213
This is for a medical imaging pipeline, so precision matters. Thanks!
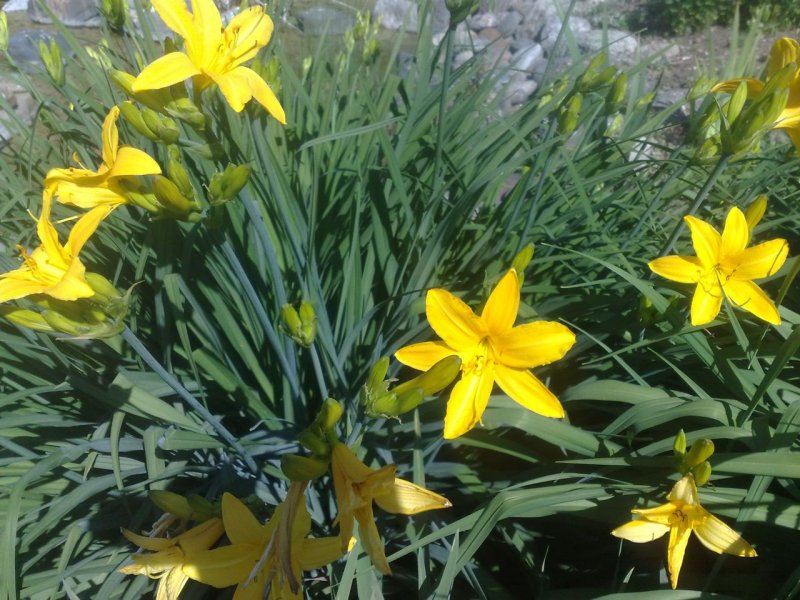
left=0, top=191, right=108, bottom=303
left=132, top=0, right=286, bottom=122
left=712, top=37, right=800, bottom=150
left=183, top=489, right=345, bottom=599
left=395, top=268, right=576, bottom=439
left=45, top=106, right=161, bottom=210
left=649, top=206, right=789, bottom=326
left=612, top=474, right=757, bottom=589
left=119, top=517, right=225, bottom=600
left=330, top=442, right=452, bottom=574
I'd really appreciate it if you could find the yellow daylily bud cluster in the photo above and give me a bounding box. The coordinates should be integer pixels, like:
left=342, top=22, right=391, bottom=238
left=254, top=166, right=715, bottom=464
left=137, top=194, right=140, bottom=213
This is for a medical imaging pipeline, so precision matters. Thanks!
left=673, top=430, right=714, bottom=486
left=38, top=37, right=64, bottom=86
left=281, top=301, right=317, bottom=347
left=281, top=398, right=343, bottom=482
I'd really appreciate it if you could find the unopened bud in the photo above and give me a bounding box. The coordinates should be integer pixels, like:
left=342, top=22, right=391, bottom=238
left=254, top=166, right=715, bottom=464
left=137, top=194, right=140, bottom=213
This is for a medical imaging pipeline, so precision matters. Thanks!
left=85, top=272, right=122, bottom=304
left=604, top=113, right=624, bottom=138
left=208, top=164, right=251, bottom=206
left=673, top=429, right=686, bottom=458
left=691, top=461, right=712, bottom=486
left=167, top=158, right=194, bottom=200
left=320, top=398, right=344, bottom=429
left=692, top=136, right=720, bottom=164
left=511, top=244, right=534, bottom=278
left=0, top=13, right=9, bottom=53
left=281, top=304, right=302, bottom=339
left=0, top=305, right=54, bottom=332
left=393, top=355, right=461, bottom=397
left=149, top=490, right=193, bottom=519
left=557, top=94, right=582, bottom=135
left=120, top=101, right=159, bottom=141
left=605, top=73, right=627, bottom=114
left=38, top=38, right=64, bottom=86
left=685, top=438, right=715, bottom=467
left=368, top=356, right=390, bottom=393
left=281, top=454, right=330, bottom=481
left=166, top=97, right=206, bottom=130
left=100, top=0, right=128, bottom=31
left=142, top=108, right=180, bottom=144
left=745, top=195, right=767, bottom=231
left=725, top=80, right=749, bottom=124
left=152, top=175, right=196, bottom=217
left=297, top=430, right=329, bottom=456
left=298, top=301, right=316, bottom=346
left=445, top=0, right=477, bottom=26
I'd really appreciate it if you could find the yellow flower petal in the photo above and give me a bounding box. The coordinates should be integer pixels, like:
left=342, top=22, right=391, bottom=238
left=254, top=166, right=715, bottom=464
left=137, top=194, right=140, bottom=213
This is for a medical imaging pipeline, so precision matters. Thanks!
left=237, top=66, right=286, bottom=124
left=394, top=340, right=455, bottom=371
left=120, top=528, right=175, bottom=552
left=685, top=215, right=722, bottom=268
left=221, top=493, right=264, bottom=545
left=133, top=52, right=201, bottom=92
left=690, top=282, right=723, bottom=326
left=107, top=147, right=162, bottom=179
left=767, top=37, right=800, bottom=78
left=156, top=566, right=189, bottom=600
left=209, top=69, right=252, bottom=112
left=101, top=106, right=120, bottom=167
left=179, top=518, right=225, bottom=555
left=372, top=478, right=451, bottom=515
left=225, top=8, right=274, bottom=69
left=734, top=239, right=789, bottom=279
left=693, top=511, right=757, bottom=557
left=182, top=543, right=257, bottom=587
left=723, top=279, right=781, bottom=324
left=354, top=506, right=391, bottom=575
left=494, top=321, right=575, bottom=369
left=710, top=77, right=765, bottom=97
left=190, top=0, right=223, bottom=63
left=493, top=364, right=565, bottom=418
left=481, top=269, right=519, bottom=334
left=299, top=536, right=346, bottom=571
left=611, top=518, right=670, bottom=543
left=65, top=206, right=112, bottom=257
left=45, top=179, right=126, bottom=209
left=443, top=363, right=494, bottom=438
left=667, top=522, right=692, bottom=589
left=426, top=288, right=484, bottom=350
left=649, top=255, right=704, bottom=283
left=721, top=207, right=748, bottom=258
left=151, top=0, right=193, bottom=40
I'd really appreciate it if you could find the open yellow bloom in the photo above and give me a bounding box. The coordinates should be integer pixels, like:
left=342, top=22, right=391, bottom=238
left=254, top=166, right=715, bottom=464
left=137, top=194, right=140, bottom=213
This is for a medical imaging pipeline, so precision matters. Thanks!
left=395, top=269, right=576, bottom=439
left=331, top=443, right=451, bottom=574
left=713, top=37, right=800, bottom=150
left=184, top=489, right=345, bottom=599
left=612, top=475, right=757, bottom=589
left=119, top=517, right=225, bottom=600
left=0, top=192, right=108, bottom=303
left=45, top=106, right=161, bottom=209
left=132, top=0, right=285, bottom=122
left=649, top=206, right=788, bottom=326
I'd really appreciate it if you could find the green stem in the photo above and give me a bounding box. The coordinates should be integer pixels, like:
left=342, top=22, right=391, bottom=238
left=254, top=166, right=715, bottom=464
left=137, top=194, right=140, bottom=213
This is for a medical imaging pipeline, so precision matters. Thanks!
left=122, top=326, right=264, bottom=480
left=309, top=344, right=329, bottom=400
left=656, top=154, right=731, bottom=259
left=430, top=23, right=455, bottom=202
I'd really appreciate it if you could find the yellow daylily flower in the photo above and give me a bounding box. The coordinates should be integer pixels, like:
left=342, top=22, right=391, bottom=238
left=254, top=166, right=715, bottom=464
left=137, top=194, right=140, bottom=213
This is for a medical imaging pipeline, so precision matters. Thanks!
left=395, top=269, right=576, bottom=439
left=649, top=206, right=789, bottom=326
left=132, top=0, right=286, bottom=122
left=712, top=37, right=800, bottom=150
left=612, top=475, right=757, bottom=589
left=184, top=488, right=345, bottom=599
left=119, top=517, right=225, bottom=600
left=0, top=191, right=108, bottom=303
left=330, top=443, right=451, bottom=574
left=45, top=106, right=161, bottom=210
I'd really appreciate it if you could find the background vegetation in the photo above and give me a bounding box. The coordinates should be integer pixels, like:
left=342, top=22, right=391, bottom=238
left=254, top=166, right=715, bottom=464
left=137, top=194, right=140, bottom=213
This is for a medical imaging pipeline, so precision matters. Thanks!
left=0, top=1, right=798, bottom=599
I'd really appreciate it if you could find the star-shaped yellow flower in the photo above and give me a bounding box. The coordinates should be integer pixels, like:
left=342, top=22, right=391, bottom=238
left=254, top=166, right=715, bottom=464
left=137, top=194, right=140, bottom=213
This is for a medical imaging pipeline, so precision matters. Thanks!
left=45, top=106, right=161, bottom=210
left=119, top=517, right=225, bottom=600
left=395, top=269, right=576, bottom=439
left=0, top=191, right=108, bottom=304
left=132, top=0, right=285, bottom=122
left=184, top=490, right=345, bottom=599
left=649, top=206, right=788, bottom=326
left=331, top=443, right=452, bottom=574
left=612, top=475, right=757, bottom=589
left=713, top=37, right=800, bottom=150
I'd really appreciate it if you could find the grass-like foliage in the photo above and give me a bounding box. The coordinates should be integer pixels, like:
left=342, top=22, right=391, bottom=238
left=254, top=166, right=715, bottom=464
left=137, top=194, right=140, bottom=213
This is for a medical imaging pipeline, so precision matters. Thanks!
left=0, top=1, right=799, bottom=599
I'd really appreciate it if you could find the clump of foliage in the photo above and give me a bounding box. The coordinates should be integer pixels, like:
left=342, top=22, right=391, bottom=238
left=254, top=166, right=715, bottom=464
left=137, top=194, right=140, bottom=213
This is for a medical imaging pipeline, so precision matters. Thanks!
left=633, top=0, right=800, bottom=34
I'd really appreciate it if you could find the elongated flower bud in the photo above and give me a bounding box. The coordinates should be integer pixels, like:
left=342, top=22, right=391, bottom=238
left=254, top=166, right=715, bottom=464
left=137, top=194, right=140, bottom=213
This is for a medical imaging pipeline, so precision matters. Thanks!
left=673, top=429, right=687, bottom=458
left=558, top=94, right=582, bottom=136
left=0, top=305, right=55, bottom=332
left=745, top=195, right=767, bottom=232
left=393, top=355, right=461, bottom=397
left=38, top=38, right=64, bottom=86
left=691, top=461, right=712, bottom=486
left=511, top=244, right=534, bottom=277
left=119, top=101, right=160, bottom=141
left=281, top=453, right=330, bottom=481
left=685, top=438, right=715, bottom=468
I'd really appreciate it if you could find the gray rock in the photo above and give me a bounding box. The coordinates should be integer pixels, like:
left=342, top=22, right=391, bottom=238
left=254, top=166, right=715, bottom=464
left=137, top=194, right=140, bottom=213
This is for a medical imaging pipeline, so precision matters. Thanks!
left=453, top=49, right=474, bottom=70
left=0, top=79, right=36, bottom=124
left=28, top=0, right=101, bottom=27
left=497, top=10, right=523, bottom=37
left=2, top=0, right=29, bottom=12
left=396, top=51, right=415, bottom=79
left=374, top=0, right=418, bottom=32
left=579, top=29, right=638, bottom=65
left=467, top=12, right=497, bottom=31
left=510, top=43, right=544, bottom=73
left=298, top=6, right=355, bottom=35
left=7, top=29, right=73, bottom=66
left=539, top=16, right=592, bottom=56
left=502, top=77, right=538, bottom=111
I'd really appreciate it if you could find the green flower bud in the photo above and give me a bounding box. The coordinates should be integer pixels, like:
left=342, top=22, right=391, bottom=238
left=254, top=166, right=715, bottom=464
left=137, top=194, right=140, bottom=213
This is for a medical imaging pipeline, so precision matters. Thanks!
left=38, top=38, right=64, bottom=86
left=208, top=164, right=251, bottom=206
left=367, top=356, right=390, bottom=393
left=0, top=305, right=55, bottom=332
left=167, top=158, right=194, bottom=200
left=149, top=490, right=193, bottom=519
left=319, top=398, right=344, bottom=430
left=0, top=13, right=9, bottom=53
left=142, top=108, right=180, bottom=144
left=725, top=79, right=749, bottom=125
left=445, top=0, right=477, bottom=26
left=691, top=461, right=712, bottom=486
left=557, top=94, right=582, bottom=136
left=603, top=113, right=624, bottom=138
left=165, top=97, right=206, bottom=130
left=100, top=0, right=128, bottom=31
left=605, top=73, right=627, bottom=114
left=297, top=430, right=329, bottom=457
left=685, top=438, right=715, bottom=468
left=673, top=429, right=687, bottom=458
left=745, top=195, right=767, bottom=231
left=85, top=272, right=122, bottom=303
left=152, top=175, right=197, bottom=218
left=281, top=304, right=303, bottom=339
left=298, top=301, right=316, bottom=346
left=511, top=243, right=534, bottom=277
left=119, top=101, right=160, bottom=141
left=392, top=355, right=461, bottom=397
left=281, top=453, right=330, bottom=481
